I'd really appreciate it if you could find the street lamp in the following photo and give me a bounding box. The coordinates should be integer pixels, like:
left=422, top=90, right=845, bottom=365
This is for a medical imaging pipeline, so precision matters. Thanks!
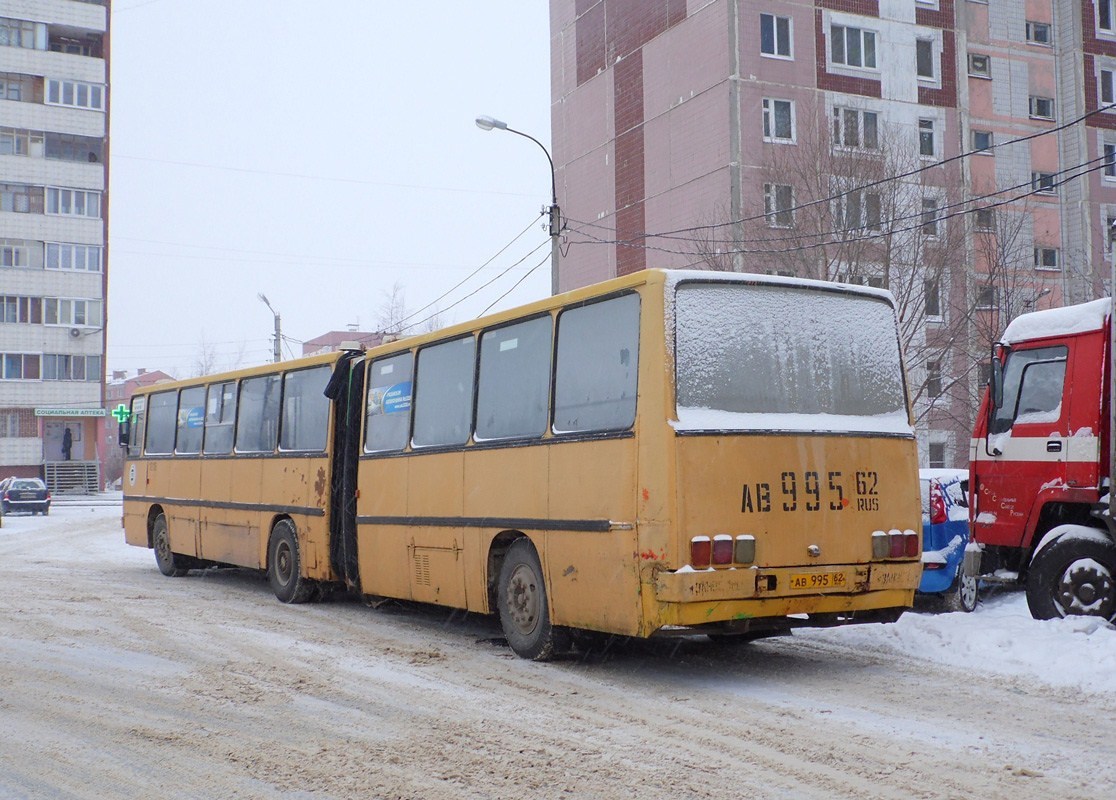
left=258, top=293, right=281, bottom=363
left=476, top=114, right=561, bottom=295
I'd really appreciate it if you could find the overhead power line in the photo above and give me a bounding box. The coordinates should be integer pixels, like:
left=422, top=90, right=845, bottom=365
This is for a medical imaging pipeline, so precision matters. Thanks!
left=563, top=101, right=1116, bottom=244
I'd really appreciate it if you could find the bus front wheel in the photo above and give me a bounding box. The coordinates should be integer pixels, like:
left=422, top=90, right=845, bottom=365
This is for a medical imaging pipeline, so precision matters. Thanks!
left=152, top=513, right=190, bottom=577
left=497, top=538, right=568, bottom=661
left=267, top=519, right=313, bottom=604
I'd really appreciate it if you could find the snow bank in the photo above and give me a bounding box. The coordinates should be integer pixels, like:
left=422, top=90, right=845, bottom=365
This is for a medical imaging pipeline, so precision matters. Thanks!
left=799, top=591, right=1116, bottom=695
left=1001, top=297, right=1110, bottom=344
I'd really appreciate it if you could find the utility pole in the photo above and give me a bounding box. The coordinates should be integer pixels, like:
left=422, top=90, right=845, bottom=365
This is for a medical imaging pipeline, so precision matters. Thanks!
left=258, top=293, right=282, bottom=363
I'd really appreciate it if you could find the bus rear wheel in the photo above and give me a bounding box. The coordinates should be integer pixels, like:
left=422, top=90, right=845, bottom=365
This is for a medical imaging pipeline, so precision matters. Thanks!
left=497, top=538, right=568, bottom=661
left=152, top=513, right=190, bottom=577
left=267, top=519, right=313, bottom=604
left=1027, top=532, right=1116, bottom=622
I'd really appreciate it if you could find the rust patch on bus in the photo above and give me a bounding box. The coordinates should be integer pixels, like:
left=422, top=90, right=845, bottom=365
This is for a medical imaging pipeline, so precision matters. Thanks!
left=314, top=467, right=327, bottom=504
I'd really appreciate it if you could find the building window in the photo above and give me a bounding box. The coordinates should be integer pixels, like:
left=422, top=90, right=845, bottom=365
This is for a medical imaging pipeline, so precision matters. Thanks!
left=45, top=79, right=104, bottom=111
left=926, top=361, right=942, bottom=398
left=1031, top=171, right=1057, bottom=194
left=1102, top=69, right=1115, bottom=106
left=762, top=98, right=795, bottom=143
left=1029, top=96, right=1055, bottom=120
left=1034, top=247, right=1060, bottom=270
left=1102, top=0, right=1115, bottom=34
left=833, top=107, right=879, bottom=150
left=830, top=25, right=876, bottom=69
left=0, top=239, right=31, bottom=267
left=916, top=39, right=935, bottom=80
left=925, top=278, right=942, bottom=319
left=46, top=188, right=101, bottom=218
left=46, top=243, right=102, bottom=272
left=1026, top=21, right=1052, bottom=44
left=42, top=354, right=101, bottom=382
left=976, top=285, right=998, bottom=309
left=760, top=14, right=792, bottom=58
left=0, top=127, right=42, bottom=157
left=919, top=118, right=936, bottom=157
left=968, top=53, right=991, bottom=78
left=928, top=442, right=946, bottom=469
left=0, top=183, right=44, bottom=214
left=1106, top=143, right=1116, bottom=178
left=0, top=296, right=42, bottom=324
left=0, top=353, right=40, bottom=380
left=835, top=190, right=882, bottom=231
left=764, top=183, right=794, bottom=228
left=44, top=298, right=102, bottom=327
left=971, top=130, right=994, bottom=153
left=974, top=208, right=995, bottom=231
left=44, top=132, right=104, bottom=164
left=921, top=198, right=940, bottom=237
left=0, top=17, right=44, bottom=50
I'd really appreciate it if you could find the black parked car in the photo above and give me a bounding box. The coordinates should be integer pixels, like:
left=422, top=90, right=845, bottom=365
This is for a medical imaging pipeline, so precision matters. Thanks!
left=0, top=477, right=51, bottom=515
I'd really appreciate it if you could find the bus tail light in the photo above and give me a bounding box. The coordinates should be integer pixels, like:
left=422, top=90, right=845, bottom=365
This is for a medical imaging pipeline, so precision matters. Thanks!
left=690, top=536, right=711, bottom=568
left=734, top=535, right=755, bottom=564
left=712, top=535, right=733, bottom=565
left=871, top=531, right=888, bottom=559
left=888, top=529, right=905, bottom=558
left=904, top=529, right=920, bottom=558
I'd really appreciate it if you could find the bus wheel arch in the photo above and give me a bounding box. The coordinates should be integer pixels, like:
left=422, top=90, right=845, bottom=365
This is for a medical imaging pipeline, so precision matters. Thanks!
left=1026, top=525, right=1116, bottom=622
left=495, top=535, right=569, bottom=661
left=267, top=517, right=314, bottom=604
left=151, top=509, right=190, bottom=577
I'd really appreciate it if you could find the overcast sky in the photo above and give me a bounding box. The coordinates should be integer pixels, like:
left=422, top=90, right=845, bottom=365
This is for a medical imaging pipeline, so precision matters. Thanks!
left=107, top=0, right=553, bottom=378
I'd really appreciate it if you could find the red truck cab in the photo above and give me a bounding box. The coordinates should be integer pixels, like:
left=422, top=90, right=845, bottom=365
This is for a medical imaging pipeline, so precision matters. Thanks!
left=969, top=298, right=1116, bottom=621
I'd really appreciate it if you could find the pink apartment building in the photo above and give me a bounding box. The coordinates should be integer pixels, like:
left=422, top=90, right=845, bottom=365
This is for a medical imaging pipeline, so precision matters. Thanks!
left=550, top=0, right=1114, bottom=467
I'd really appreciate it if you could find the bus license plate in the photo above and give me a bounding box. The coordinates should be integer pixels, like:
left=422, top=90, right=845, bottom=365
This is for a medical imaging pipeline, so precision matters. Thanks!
left=790, top=571, right=846, bottom=590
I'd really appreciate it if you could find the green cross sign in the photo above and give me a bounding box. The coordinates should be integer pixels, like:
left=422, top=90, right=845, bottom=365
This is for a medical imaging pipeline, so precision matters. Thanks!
left=111, top=404, right=131, bottom=423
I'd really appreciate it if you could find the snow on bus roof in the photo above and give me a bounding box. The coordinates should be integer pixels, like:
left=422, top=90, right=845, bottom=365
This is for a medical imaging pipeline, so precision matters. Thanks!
left=1001, top=297, right=1111, bottom=344
left=661, top=269, right=896, bottom=304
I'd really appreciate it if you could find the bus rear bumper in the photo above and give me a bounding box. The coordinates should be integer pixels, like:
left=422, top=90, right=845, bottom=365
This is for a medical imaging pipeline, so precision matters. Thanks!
left=651, top=561, right=920, bottom=628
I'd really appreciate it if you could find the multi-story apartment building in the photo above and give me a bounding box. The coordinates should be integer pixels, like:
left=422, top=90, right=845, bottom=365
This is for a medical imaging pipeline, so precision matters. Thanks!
left=549, top=0, right=1112, bottom=467
left=0, top=1, right=108, bottom=489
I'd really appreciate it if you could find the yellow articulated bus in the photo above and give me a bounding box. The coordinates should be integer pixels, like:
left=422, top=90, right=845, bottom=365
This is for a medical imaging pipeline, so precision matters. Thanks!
left=122, top=269, right=923, bottom=660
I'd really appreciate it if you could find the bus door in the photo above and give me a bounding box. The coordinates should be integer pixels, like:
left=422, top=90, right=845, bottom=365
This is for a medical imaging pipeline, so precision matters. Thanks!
left=975, top=344, right=1069, bottom=548
left=325, top=352, right=365, bottom=591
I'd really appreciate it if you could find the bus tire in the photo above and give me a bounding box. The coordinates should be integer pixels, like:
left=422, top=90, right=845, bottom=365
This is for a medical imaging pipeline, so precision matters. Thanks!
left=152, top=513, right=190, bottom=577
left=497, top=538, right=568, bottom=661
left=1026, top=533, right=1116, bottom=622
left=267, top=519, right=313, bottom=604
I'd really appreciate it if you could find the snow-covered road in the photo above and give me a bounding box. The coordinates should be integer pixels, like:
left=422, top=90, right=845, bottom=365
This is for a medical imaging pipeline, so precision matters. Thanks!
left=1, top=502, right=1112, bottom=799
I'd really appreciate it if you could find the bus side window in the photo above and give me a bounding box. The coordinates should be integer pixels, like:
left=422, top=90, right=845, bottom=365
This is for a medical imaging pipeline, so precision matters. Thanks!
left=128, top=396, right=146, bottom=458
left=553, top=293, right=640, bottom=434
left=144, top=390, right=178, bottom=455
left=366, top=352, right=414, bottom=453
left=476, top=315, right=551, bottom=440
left=203, top=381, right=236, bottom=454
left=236, top=374, right=282, bottom=453
left=412, top=336, right=476, bottom=448
left=280, top=365, right=331, bottom=452
left=175, top=386, right=206, bottom=455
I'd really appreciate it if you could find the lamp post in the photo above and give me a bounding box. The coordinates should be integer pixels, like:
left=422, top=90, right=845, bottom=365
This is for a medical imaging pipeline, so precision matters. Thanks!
left=476, top=115, right=561, bottom=296
left=258, top=293, right=281, bottom=363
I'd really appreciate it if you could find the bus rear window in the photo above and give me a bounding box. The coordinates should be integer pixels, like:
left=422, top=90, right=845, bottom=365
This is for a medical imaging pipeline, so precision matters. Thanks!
left=674, top=282, right=908, bottom=433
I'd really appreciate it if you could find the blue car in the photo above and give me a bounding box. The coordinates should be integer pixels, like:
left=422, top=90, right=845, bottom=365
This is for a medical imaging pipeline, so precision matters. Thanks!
left=918, top=469, right=976, bottom=610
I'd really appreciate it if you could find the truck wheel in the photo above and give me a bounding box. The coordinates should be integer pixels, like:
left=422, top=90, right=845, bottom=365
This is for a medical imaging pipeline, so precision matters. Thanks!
left=1026, top=533, right=1116, bottom=622
left=497, top=538, right=568, bottom=661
